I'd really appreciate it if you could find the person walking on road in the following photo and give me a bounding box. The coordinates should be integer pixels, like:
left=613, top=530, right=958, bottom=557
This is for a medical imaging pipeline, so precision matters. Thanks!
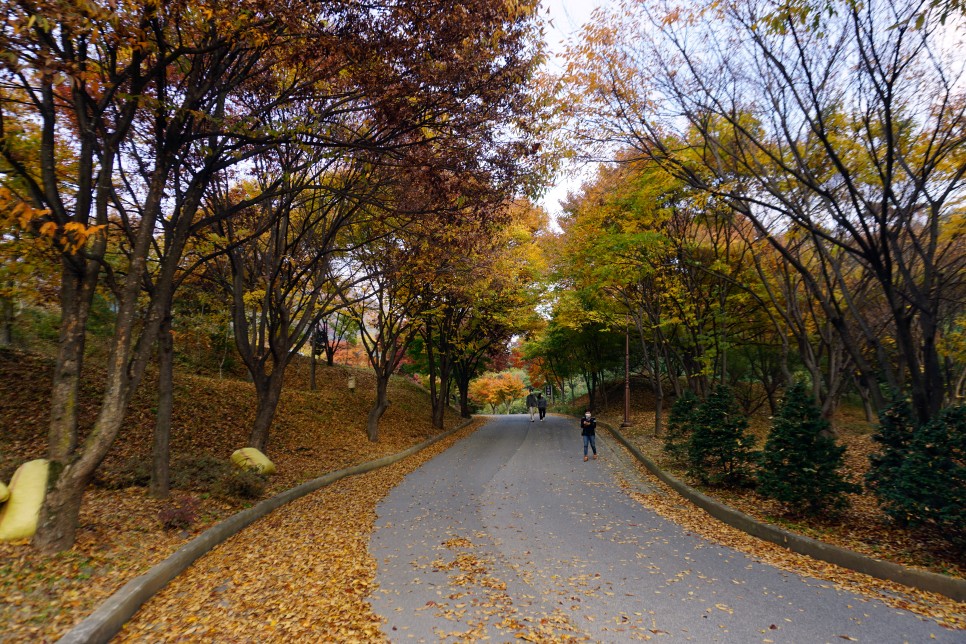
left=580, top=411, right=597, bottom=461
left=537, top=393, right=547, bottom=421
left=526, top=390, right=538, bottom=422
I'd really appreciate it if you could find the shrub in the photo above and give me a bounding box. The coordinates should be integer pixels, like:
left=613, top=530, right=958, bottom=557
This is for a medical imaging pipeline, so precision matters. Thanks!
left=757, top=382, right=859, bottom=516
left=158, top=496, right=200, bottom=531
left=663, top=390, right=699, bottom=462
left=869, top=404, right=965, bottom=545
left=171, top=455, right=234, bottom=491
left=687, top=384, right=756, bottom=486
left=213, top=469, right=268, bottom=500
left=865, top=397, right=917, bottom=525
left=94, top=456, right=152, bottom=489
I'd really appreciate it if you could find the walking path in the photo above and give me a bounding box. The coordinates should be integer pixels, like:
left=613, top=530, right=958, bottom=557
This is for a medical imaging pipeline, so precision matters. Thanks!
left=369, top=414, right=957, bottom=642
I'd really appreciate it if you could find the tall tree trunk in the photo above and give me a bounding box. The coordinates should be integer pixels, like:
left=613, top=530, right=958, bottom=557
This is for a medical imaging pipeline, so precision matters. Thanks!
left=249, top=368, right=286, bottom=452
left=310, top=352, right=317, bottom=391
left=457, top=383, right=471, bottom=419
left=48, top=260, right=98, bottom=461
left=32, top=463, right=91, bottom=553
left=652, top=340, right=664, bottom=438
left=150, top=313, right=174, bottom=499
left=366, top=376, right=391, bottom=441
left=0, top=293, right=13, bottom=346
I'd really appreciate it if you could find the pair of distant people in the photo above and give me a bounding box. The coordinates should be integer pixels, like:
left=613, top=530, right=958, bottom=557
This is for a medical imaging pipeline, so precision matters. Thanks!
left=524, top=390, right=597, bottom=462
left=525, top=389, right=547, bottom=422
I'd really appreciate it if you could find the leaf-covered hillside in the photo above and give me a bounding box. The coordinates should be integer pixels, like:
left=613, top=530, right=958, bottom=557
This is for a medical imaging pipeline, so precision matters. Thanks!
left=0, top=347, right=463, bottom=640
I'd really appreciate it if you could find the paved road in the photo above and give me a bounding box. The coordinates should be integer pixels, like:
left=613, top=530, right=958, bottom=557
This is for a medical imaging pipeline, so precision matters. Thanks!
left=369, top=414, right=957, bottom=642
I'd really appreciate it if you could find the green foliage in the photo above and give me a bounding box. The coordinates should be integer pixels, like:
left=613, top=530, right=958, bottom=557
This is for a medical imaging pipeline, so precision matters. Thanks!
left=9, top=296, right=115, bottom=350
left=868, top=403, right=965, bottom=545
left=687, top=385, right=756, bottom=486
left=757, top=382, right=858, bottom=516
left=865, top=396, right=916, bottom=524
left=663, top=389, right=699, bottom=462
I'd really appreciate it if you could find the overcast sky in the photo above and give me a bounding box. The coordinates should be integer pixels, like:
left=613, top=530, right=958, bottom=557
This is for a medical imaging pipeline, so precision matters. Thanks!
left=537, top=0, right=611, bottom=225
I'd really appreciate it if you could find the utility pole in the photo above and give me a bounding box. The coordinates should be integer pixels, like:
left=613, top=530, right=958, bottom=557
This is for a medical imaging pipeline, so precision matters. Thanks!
left=622, top=315, right=632, bottom=428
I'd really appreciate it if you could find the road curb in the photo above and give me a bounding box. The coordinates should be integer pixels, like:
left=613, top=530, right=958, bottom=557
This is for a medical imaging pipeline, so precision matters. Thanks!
left=602, top=422, right=966, bottom=603
left=57, top=419, right=476, bottom=644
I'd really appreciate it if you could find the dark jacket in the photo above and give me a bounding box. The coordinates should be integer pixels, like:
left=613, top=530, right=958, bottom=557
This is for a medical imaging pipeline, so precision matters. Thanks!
left=537, top=396, right=547, bottom=409
left=580, top=416, right=596, bottom=436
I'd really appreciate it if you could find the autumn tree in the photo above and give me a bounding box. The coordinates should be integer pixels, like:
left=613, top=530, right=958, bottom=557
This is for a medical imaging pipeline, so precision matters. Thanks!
left=566, top=0, right=966, bottom=426
left=0, top=0, right=321, bottom=551
left=207, top=148, right=385, bottom=451
left=0, top=0, right=547, bottom=551
left=312, top=311, right=353, bottom=369
left=342, top=219, right=426, bottom=442
left=449, top=200, right=548, bottom=418
left=469, top=371, right=528, bottom=414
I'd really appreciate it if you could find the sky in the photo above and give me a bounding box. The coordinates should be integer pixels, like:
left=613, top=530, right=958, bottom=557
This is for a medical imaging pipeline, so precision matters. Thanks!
left=536, top=0, right=612, bottom=224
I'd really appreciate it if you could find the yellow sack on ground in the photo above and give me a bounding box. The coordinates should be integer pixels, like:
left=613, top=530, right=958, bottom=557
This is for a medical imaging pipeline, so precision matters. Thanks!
left=230, top=448, right=276, bottom=475
left=0, top=481, right=8, bottom=503
left=0, top=459, right=49, bottom=542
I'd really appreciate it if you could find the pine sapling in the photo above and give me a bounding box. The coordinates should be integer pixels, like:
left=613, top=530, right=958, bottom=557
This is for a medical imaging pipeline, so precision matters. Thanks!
left=664, top=389, right=699, bottom=463
left=757, top=382, right=858, bottom=516
left=687, top=384, right=756, bottom=486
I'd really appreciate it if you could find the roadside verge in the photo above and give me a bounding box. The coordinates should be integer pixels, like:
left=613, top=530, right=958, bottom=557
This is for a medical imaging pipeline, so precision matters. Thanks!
left=57, top=419, right=475, bottom=644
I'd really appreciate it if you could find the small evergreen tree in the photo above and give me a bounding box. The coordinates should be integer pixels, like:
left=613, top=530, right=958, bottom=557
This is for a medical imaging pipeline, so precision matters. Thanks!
left=687, top=384, right=756, bottom=486
left=865, top=397, right=917, bottom=526
left=875, top=406, right=966, bottom=545
left=664, top=389, right=699, bottom=462
left=757, top=382, right=859, bottom=516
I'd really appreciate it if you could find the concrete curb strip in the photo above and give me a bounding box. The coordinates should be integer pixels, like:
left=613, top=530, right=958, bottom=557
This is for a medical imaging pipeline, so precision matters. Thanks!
left=602, top=422, right=966, bottom=603
left=57, top=419, right=475, bottom=644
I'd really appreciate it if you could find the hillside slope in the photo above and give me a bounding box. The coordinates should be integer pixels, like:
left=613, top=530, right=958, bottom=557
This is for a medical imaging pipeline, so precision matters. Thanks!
left=0, top=348, right=461, bottom=640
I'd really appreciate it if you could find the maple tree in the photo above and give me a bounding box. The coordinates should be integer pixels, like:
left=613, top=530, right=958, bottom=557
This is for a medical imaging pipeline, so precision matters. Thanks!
left=0, top=0, right=321, bottom=551
left=0, top=0, right=547, bottom=551
left=341, top=214, right=427, bottom=442
left=205, top=151, right=381, bottom=452
left=468, top=371, right=528, bottom=414
left=449, top=199, right=549, bottom=417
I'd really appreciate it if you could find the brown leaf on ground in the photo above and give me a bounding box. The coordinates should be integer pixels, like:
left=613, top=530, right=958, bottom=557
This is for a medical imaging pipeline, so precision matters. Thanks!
left=0, top=348, right=465, bottom=641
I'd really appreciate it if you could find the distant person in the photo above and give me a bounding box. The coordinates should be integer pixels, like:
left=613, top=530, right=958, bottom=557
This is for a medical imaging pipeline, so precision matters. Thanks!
left=537, top=393, right=547, bottom=421
left=580, top=410, right=597, bottom=461
left=525, top=390, right=538, bottom=422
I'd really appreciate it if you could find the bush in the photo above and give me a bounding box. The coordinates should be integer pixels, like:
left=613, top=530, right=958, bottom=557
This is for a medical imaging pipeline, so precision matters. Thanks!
left=687, top=385, right=756, bottom=486
left=158, top=495, right=200, bottom=531
left=94, top=456, right=152, bottom=489
left=213, top=469, right=268, bottom=500
left=757, top=382, right=859, bottom=516
left=869, top=404, right=965, bottom=545
left=171, top=455, right=234, bottom=491
left=663, top=390, right=699, bottom=462
left=865, top=396, right=916, bottom=524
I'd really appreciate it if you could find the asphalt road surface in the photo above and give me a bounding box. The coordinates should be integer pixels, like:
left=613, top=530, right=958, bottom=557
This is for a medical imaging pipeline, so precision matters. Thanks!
left=369, top=414, right=958, bottom=642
